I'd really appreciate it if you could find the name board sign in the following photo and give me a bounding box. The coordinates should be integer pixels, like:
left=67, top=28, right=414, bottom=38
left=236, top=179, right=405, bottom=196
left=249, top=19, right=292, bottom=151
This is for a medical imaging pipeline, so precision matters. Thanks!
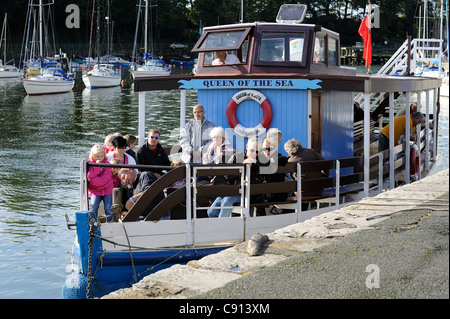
left=178, top=78, right=322, bottom=90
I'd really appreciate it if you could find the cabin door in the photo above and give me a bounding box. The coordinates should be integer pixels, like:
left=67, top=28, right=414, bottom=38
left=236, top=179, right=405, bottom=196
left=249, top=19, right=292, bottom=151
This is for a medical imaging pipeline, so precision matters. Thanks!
left=311, top=91, right=322, bottom=154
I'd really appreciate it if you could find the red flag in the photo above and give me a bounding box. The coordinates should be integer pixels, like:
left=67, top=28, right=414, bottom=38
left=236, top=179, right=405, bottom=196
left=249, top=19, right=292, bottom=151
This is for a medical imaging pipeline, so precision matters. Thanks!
left=358, top=10, right=372, bottom=68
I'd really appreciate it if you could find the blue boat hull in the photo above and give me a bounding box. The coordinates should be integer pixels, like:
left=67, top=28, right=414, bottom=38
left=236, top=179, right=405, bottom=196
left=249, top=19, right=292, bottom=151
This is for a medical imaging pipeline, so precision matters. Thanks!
left=62, top=211, right=227, bottom=299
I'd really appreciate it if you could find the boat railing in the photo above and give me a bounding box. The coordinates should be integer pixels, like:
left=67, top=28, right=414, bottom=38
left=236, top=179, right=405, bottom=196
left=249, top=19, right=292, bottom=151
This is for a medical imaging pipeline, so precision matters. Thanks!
left=192, top=165, right=247, bottom=219
left=121, top=156, right=380, bottom=223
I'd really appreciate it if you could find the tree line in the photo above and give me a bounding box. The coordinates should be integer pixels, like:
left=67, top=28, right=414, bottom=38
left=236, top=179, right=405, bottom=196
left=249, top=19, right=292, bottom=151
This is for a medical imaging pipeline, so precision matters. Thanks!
left=0, top=0, right=442, bottom=51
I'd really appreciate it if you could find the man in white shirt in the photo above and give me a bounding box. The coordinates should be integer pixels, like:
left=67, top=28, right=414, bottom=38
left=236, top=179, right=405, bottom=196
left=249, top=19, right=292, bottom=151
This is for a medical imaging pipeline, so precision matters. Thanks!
left=212, top=50, right=240, bottom=65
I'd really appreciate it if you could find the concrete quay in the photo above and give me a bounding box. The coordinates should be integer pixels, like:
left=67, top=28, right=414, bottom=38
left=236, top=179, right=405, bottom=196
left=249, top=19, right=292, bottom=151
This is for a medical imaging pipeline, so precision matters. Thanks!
left=103, top=169, right=449, bottom=299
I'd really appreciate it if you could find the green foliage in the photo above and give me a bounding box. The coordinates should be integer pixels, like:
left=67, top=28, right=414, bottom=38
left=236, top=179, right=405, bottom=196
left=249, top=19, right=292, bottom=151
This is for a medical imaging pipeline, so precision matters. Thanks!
left=0, top=0, right=435, bottom=48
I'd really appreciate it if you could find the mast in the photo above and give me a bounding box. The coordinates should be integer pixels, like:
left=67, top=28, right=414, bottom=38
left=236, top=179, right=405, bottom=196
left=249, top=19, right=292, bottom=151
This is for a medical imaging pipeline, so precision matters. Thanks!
left=240, top=0, right=243, bottom=23
left=106, top=0, right=110, bottom=63
left=2, top=14, right=6, bottom=65
left=87, top=0, right=96, bottom=69
left=39, top=0, right=43, bottom=59
left=144, top=0, right=148, bottom=54
left=96, top=0, right=100, bottom=65
left=132, top=0, right=142, bottom=63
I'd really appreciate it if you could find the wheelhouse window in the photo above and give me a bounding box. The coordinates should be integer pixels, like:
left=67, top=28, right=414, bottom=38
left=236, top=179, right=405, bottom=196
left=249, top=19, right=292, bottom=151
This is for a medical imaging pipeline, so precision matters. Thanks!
left=313, top=34, right=326, bottom=64
left=314, top=33, right=339, bottom=66
left=328, top=37, right=338, bottom=65
left=257, top=32, right=305, bottom=64
left=192, top=27, right=251, bottom=66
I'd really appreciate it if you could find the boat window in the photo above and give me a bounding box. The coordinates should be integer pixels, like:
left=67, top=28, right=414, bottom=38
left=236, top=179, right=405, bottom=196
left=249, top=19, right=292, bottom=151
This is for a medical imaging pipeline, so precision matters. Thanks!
left=202, top=37, right=249, bottom=66
left=313, top=34, right=326, bottom=64
left=201, top=30, right=245, bottom=49
left=258, top=32, right=305, bottom=63
left=328, top=37, right=338, bottom=65
left=192, top=27, right=251, bottom=52
left=289, top=36, right=304, bottom=62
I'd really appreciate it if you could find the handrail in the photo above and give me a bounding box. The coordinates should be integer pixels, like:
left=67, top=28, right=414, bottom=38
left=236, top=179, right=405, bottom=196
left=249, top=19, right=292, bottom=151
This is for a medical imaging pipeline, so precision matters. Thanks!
left=82, top=155, right=380, bottom=223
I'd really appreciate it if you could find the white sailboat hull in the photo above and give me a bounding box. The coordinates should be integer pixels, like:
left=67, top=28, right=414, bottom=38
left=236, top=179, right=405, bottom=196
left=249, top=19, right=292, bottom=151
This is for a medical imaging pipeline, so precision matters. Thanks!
left=22, top=78, right=74, bottom=95
left=82, top=74, right=121, bottom=88
left=0, top=70, right=21, bottom=78
left=131, top=69, right=171, bottom=79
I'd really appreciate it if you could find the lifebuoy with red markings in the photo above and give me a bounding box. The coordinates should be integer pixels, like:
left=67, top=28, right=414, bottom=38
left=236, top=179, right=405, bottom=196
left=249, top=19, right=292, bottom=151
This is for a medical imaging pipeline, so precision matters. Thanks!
left=226, top=90, right=273, bottom=137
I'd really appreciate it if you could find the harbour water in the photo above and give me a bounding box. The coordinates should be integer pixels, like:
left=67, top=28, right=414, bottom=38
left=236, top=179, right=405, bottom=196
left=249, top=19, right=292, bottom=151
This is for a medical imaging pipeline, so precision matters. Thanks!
left=0, top=68, right=448, bottom=299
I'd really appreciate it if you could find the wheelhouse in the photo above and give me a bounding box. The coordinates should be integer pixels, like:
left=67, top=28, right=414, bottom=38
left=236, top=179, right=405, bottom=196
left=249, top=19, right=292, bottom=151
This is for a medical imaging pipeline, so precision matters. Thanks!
left=192, top=22, right=354, bottom=76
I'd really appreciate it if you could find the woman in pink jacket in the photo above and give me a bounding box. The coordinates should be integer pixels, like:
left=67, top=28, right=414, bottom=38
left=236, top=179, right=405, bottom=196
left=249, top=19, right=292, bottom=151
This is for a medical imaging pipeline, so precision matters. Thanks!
left=87, top=144, right=114, bottom=222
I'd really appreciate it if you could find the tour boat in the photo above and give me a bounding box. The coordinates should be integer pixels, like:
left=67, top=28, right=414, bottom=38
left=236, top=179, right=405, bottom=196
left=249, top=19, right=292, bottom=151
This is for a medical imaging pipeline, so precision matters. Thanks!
left=63, top=4, right=443, bottom=299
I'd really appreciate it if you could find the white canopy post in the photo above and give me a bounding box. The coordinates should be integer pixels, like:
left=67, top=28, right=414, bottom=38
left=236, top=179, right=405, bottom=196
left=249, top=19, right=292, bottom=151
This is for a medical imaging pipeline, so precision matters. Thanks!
left=363, top=93, right=370, bottom=197
left=389, top=92, right=395, bottom=189
left=405, top=92, right=411, bottom=184
left=425, top=89, right=430, bottom=170
left=432, top=88, right=438, bottom=161
left=180, top=89, right=187, bottom=128
left=138, top=91, right=146, bottom=148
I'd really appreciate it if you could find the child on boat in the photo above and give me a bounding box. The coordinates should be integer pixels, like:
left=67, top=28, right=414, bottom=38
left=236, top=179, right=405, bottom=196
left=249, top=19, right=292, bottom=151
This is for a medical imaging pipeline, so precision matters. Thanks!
left=87, top=144, right=114, bottom=222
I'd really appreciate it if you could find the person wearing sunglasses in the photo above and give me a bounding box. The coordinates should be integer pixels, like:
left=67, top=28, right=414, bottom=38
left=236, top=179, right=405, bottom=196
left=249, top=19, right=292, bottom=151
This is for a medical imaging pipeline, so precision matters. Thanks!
left=207, top=138, right=260, bottom=218
left=257, top=136, right=289, bottom=205
left=136, top=128, right=170, bottom=177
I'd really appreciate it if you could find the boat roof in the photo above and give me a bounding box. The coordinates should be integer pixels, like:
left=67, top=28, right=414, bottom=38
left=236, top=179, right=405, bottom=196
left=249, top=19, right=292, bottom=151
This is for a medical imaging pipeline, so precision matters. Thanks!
left=133, top=18, right=441, bottom=94
left=43, top=67, right=67, bottom=76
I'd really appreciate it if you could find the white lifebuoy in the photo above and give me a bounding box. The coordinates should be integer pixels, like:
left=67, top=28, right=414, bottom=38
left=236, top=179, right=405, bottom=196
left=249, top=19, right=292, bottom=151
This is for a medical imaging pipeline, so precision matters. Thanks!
left=226, top=89, right=273, bottom=137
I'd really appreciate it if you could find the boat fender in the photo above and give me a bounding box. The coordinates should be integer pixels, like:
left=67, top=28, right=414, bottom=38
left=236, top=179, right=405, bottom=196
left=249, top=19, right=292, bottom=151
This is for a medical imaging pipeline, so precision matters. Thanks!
left=226, top=89, right=273, bottom=137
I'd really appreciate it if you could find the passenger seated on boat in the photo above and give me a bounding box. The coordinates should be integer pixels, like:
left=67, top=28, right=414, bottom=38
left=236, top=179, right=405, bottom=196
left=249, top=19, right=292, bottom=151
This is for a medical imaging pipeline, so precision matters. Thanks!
left=179, top=104, right=215, bottom=164
left=202, top=127, right=236, bottom=165
left=257, top=137, right=289, bottom=203
left=118, top=168, right=168, bottom=220
left=284, top=138, right=329, bottom=197
left=169, top=160, right=185, bottom=188
left=266, top=128, right=282, bottom=147
left=136, top=128, right=170, bottom=177
left=87, top=144, right=114, bottom=222
left=212, top=50, right=241, bottom=65
left=107, top=136, right=138, bottom=170
left=207, top=138, right=261, bottom=218
left=109, top=158, right=121, bottom=188
left=102, top=133, right=116, bottom=155
left=124, top=133, right=137, bottom=161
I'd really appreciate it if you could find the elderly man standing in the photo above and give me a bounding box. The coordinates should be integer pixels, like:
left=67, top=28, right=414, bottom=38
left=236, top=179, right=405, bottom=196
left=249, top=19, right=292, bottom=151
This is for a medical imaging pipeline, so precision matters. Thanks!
left=179, top=104, right=215, bottom=163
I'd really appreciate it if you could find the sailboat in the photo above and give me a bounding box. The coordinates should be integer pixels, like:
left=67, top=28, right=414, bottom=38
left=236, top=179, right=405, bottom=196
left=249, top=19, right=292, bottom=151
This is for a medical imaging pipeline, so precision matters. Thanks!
left=131, top=0, right=171, bottom=79
left=82, top=0, right=121, bottom=88
left=22, top=0, right=74, bottom=95
left=0, top=14, right=21, bottom=79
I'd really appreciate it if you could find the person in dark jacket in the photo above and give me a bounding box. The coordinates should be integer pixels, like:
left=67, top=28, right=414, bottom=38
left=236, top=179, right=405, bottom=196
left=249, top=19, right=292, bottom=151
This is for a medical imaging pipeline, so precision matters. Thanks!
left=118, top=168, right=167, bottom=220
left=136, top=128, right=170, bottom=177
left=284, top=138, right=329, bottom=196
left=258, top=136, right=289, bottom=202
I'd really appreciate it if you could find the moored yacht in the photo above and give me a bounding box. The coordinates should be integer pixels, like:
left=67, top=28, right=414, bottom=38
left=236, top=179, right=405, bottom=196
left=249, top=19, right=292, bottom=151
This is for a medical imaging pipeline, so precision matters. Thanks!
left=22, top=67, right=74, bottom=95
left=82, top=63, right=121, bottom=88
